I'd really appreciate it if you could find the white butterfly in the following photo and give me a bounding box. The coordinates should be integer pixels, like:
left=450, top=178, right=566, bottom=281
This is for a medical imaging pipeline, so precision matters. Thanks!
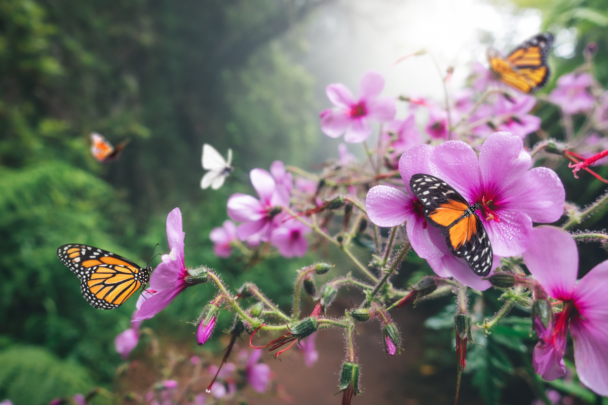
left=201, top=144, right=233, bottom=190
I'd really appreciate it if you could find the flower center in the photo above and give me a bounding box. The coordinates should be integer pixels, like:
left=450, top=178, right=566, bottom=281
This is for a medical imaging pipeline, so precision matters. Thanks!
left=480, top=195, right=500, bottom=223
left=350, top=102, right=367, bottom=118
left=291, top=230, right=301, bottom=240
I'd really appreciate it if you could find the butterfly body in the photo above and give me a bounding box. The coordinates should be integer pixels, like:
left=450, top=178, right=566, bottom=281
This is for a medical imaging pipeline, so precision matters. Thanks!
left=410, top=174, right=493, bottom=276
left=91, top=133, right=129, bottom=163
left=488, top=33, right=554, bottom=93
left=57, top=244, right=150, bottom=310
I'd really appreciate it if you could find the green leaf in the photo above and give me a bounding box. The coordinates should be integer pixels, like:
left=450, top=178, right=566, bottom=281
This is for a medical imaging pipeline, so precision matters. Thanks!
left=424, top=304, right=457, bottom=330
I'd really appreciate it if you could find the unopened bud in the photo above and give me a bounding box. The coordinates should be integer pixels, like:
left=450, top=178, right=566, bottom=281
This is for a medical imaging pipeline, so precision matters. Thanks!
left=185, top=266, right=208, bottom=285
left=303, top=275, right=317, bottom=298
left=454, top=314, right=472, bottom=342
left=358, top=218, right=368, bottom=233
left=236, top=283, right=253, bottom=299
left=487, top=272, right=516, bottom=288
left=320, top=284, right=337, bottom=308
left=344, top=203, right=353, bottom=229
left=327, top=196, right=345, bottom=210
left=532, top=299, right=553, bottom=340
left=338, top=362, right=361, bottom=395
left=250, top=302, right=264, bottom=318
left=314, top=262, right=333, bottom=275
left=383, top=323, right=400, bottom=356
left=412, top=276, right=437, bottom=295
left=197, top=303, right=219, bottom=345
left=350, top=308, right=370, bottom=322
left=289, top=317, right=318, bottom=339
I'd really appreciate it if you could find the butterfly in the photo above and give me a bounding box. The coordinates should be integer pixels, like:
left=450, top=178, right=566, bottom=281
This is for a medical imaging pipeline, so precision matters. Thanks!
left=91, top=132, right=129, bottom=163
left=201, top=144, right=233, bottom=190
left=488, top=33, right=554, bottom=94
left=409, top=174, right=493, bottom=276
left=57, top=244, right=151, bottom=310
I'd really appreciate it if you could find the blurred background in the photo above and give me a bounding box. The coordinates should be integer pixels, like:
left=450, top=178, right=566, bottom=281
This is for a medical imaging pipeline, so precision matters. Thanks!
left=2, top=0, right=608, bottom=404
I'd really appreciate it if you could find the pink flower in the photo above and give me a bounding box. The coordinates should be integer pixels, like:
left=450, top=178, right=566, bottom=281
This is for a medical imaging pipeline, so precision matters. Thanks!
left=227, top=169, right=289, bottom=241
left=295, top=177, right=317, bottom=195
left=425, top=107, right=450, bottom=139
left=320, top=71, right=396, bottom=143
left=115, top=316, right=140, bottom=360
left=210, top=220, right=237, bottom=258
left=299, top=333, right=319, bottom=367
left=453, top=89, right=474, bottom=113
left=134, top=208, right=188, bottom=321
left=207, top=363, right=237, bottom=398
left=245, top=350, right=271, bottom=393
left=381, top=114, right=421, bottom=167
left=384, top=334, right=396, bottom=356
left=270, top=160, right=293, bottom=198
left=338, top=143, right=356, bottom=165
left=197, top=315, right=217, bottom=345
left=549, top=73, right=594, bottom=115
left=270, top=215, right=311, bottom=258
left=524, top=226, right=608, bottom=395
left=472, top=95, right=541, bottom=139
left=73, top=395, right=85, bottom=405
left=471, top=61, right=498, bottom=92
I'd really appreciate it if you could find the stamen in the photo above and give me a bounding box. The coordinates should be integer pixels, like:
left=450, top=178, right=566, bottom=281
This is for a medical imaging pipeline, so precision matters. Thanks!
left=249, top=324, right=269, bottom=349
left=565, top=149, right=608, bottom=183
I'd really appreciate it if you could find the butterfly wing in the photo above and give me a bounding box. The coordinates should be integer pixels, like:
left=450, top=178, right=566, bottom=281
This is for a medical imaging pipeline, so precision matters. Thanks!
left=202, top=144, right=228, bottom=170
left=409, top=174, right=493, bottom=276
left=506, top=33, right=554, bottom=68
left=57, top=244, right=150, bottom=310
left=211, top=174, right=226, bottom=190
left=201, top=169, right=222, bottom=189
left=91, top=133, right=114, bottom=162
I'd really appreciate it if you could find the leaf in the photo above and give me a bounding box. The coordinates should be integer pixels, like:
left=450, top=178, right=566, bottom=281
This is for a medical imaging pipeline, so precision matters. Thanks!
left=467, top=335, right=514, bottom=405
left=424, top=304, right=457, bottom=330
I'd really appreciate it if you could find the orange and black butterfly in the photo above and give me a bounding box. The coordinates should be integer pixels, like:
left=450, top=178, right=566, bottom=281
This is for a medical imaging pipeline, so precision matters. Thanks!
left=410, top=174, right=493, bottom=276
left=488, top=33, right=554, bottom=94
left=91, top=133, right=129, bottom=163
left=57, top=244, right=151, bottom=310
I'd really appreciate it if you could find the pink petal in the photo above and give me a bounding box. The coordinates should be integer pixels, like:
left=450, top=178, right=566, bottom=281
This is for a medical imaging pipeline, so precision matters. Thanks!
left=500, top=167, right=565, bottom=223
left=246, top=349, right=263, bottom=368
left=326, top=83, right=355, bottom=108
left=398, top=144, right=435, bottom=195
left=150, top=254, right=184, bottom=291
left=570, top=319, right=608, bottom=396
left=365, top=185, right=412, bottom=227
left=250, top=169, right=276, bottom=205
left=115, top=328, right=139, bottom=359
left=427, top=253, right=492, bottom=291
left=213, top=244, right=232, bottom=258
left=166, top=208, right=185, bottom=259
left=133, top=286, right=184, bottom=321
left=573, top=261, right=608, bottom=326
left=358, top=71, right=385, bottom=99
left=320, top=109, right=351, bottom=138
left=247, top=363, right=271, bottom=393
left=366, top=97, right=396, bottom=122
left=430, top=141, right=480, bottom=202
left=223, top=220, right=237, bottom=238
left=533, top=341, right=566, bottom=381
left=523, top=226, right=577, bottom=301
left=210, top=227, right=230, bottom=245
left=482, top=209, right=531, bottom=257
left=227, top=194, right=264, bottom=222
left=344, top=118, right=371, bottom=143
left=479, top=132, right=531, bottom=194
left=405, top=215, right=443, bottom=260
left=237, top=219, right=268, bottom=241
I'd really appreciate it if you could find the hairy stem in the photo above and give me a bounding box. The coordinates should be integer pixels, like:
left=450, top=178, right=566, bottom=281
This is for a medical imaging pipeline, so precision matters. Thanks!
left=562, top=189, right=608, bottom=230
left=246, top=284, right=291, bottom=322
left=364, top=242, right=411, bottom=306
left=480, top=296, right=517, bottom=334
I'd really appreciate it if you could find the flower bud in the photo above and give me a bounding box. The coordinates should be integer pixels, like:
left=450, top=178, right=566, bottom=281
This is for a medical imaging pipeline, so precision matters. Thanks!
left=197, top=303, right=219, bottom=345
left=326, top=195, right=345, bottom=210
left=320, top=284, right=337, bottom=308
left=250, top=302, right=264, bottom=318
left=412, top=276, right=437, bottom=296
left=383, top=323, right=400, bottom=356
left=486, top=272, right=516, bottom=288
left=358, top=218, right=368, bottom=233
left=236, top=283, right=253, bottom=299
left=350, top=308, right=370, bottom=322
left=343, top=203, right=353, bottom=229
left=185, top=266, right=208, bottom=285
left=314, top=262, right=333, bottom=275
left=338, top=362, right=361, bottom=398
left=532, top=299, right=554, bottom=341
left=454, top=314, right=472, bottom=342
left=303, top=275, right=317, bottom=298
left=289, top=317, right=318, bottom=339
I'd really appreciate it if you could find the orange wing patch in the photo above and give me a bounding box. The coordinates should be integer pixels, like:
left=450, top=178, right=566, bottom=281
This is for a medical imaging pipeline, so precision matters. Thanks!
left=428, top=200, right=468, bottom=228
left=86, top=266, right=140, bottom=306
left=448, top=215, right=478, bottom=250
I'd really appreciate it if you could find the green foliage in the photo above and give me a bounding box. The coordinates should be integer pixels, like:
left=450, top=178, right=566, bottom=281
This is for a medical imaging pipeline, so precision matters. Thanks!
left=0, top=346, right=94, bottom=404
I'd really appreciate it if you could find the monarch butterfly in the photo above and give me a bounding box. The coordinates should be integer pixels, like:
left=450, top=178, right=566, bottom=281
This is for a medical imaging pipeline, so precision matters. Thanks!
left=201, top=144, right=233, bottom=190
left=410, top=174, right=493, bottom=276
left=488, top=33, right=554, bottom=94
left=91, top=132, right=129, bottom=163
left=57, top=244, right=151, bottom=310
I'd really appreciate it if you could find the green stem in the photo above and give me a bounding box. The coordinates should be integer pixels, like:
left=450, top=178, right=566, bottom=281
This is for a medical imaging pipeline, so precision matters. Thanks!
left=318, top=318, right=349, bottom=328
left=456, top=285, right=468, bottom=314
left=342, top=246, right=378, bottom=283
left=344, top=196, right=367, bottom=214
left=373, top=224, right=380, bottom=253
left=282, top=206, right=337, bottom=246
left=332, top=275, right=374, bottom=291
left=207, top=271, right=287, bottom=331
left=563, top=189, right=608, bottom=230
left=344, top=212, right=365, bottom=246
left=480, top=296, right=516, bottom=334
left=292, top=266, right=314, bottom=320
left=365, top=242, right=411, bottom=305
left=381, top=227, right=397, bottom=266
left=346, top=321, right=356, bottom=362
left=285, top=165, right=318, bottom=180
left=572, top=232, right=608, bottom=244
left=363, top=141, right=379, bottom=175
left=246, top=284, right=291, bottom=322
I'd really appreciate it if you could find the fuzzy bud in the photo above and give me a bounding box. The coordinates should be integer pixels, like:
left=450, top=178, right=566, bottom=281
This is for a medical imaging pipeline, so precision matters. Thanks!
left=289, top=317, right=318, bottom=339
left=303, top=275, right=317, bottom=298
left=314, top=262, right=333, bottom=275
left=454, top=314, right=472, bottom=342
left=383, top=323, right=400, bottom=356
left=320, top=284, right=338, bottom=308
left=250, top=302, right=264, bottom=318
left=487, top=272, right=516, bottom=288
left=532, top=299, right=554, bottom=341
left=236, top=283, right=253, bottom=299
left=338, top=362, right=361, bottom=396
left=185, top=266, right=208, bottom=285
left=350, top=308, right=370, bottom=322
left=197, top=303, right=220, bottom=345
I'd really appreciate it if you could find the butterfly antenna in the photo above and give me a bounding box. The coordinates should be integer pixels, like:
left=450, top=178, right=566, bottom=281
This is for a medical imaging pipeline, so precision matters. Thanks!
left=147, top=243, right=161, bottom=267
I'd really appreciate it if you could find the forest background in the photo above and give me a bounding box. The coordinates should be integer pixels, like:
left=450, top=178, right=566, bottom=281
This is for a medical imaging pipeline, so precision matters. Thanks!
left=2, top=0, right=608, bottom=404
